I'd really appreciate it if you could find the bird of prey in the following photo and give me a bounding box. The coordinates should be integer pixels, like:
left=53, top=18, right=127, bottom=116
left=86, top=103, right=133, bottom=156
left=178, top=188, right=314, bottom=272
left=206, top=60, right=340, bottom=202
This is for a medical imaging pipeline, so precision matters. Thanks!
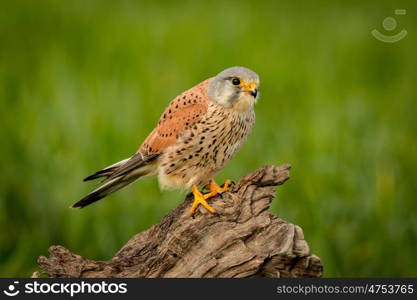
left=72, top=66, right=259, bottom=214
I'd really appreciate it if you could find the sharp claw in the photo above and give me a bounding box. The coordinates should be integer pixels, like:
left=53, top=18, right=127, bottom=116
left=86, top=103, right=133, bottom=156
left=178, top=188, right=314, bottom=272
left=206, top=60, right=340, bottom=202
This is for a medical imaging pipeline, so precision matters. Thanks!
left=190, top=185, right=216, bottom=215
left=190, top=180, right=234, bottom=215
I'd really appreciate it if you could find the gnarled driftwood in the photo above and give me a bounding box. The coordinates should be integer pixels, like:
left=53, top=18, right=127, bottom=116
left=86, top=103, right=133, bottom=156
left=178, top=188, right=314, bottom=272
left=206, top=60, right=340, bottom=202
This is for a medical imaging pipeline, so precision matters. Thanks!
left=35, top=164, right=323, bottom=278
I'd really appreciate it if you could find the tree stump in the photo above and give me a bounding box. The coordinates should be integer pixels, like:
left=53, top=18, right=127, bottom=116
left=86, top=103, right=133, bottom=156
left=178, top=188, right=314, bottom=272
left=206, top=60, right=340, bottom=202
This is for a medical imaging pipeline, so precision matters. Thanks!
left=35, top=164, right=323, bottom=278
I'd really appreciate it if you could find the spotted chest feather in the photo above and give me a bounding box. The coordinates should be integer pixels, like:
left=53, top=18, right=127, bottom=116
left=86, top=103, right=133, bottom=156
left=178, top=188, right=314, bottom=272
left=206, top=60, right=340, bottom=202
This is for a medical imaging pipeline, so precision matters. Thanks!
left=158, top=102, right=255, bottom=189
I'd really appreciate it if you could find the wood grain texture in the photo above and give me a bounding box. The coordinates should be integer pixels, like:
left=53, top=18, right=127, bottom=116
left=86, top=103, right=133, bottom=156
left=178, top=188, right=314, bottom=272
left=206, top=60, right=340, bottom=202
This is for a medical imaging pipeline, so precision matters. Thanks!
left=35, top=164, right=323, bottom=278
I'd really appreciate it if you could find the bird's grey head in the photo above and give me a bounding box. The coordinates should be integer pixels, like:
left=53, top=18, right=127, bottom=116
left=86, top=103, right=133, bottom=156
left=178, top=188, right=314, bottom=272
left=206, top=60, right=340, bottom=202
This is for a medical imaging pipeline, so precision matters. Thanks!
left=207, top=66, right=260, bottom=109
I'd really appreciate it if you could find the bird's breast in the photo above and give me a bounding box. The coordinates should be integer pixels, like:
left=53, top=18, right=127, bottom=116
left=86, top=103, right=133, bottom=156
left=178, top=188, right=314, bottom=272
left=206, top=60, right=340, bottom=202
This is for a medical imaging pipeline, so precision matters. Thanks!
left=157, top=105, right=255, bottom=190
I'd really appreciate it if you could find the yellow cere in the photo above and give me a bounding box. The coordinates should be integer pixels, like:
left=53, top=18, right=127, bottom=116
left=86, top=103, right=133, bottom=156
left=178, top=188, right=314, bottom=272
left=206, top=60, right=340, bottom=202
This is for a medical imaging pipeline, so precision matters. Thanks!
left=243, top=82, right=256, bottom=92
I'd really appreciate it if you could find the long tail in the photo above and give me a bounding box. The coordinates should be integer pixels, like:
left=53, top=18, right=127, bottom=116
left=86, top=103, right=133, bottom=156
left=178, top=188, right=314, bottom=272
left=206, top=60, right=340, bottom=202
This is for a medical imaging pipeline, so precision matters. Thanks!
left=82, top=158, right=129, bottom=182
left=72, top=153, right=158, bottom=208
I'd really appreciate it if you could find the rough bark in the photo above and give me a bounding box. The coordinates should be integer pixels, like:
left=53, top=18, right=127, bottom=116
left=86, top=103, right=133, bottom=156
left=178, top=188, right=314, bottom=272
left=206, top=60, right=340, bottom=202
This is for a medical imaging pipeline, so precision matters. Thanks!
left=35, top=164, right=323, bottom=278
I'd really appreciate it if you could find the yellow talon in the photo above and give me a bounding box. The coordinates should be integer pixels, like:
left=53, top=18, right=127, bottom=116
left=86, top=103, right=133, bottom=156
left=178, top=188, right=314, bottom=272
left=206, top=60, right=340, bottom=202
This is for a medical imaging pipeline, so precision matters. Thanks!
left=204, top=179, right=233, bottom=199
left=189, top=180, right=233, bottom=214
left=190, top=185, right=216, bottom=214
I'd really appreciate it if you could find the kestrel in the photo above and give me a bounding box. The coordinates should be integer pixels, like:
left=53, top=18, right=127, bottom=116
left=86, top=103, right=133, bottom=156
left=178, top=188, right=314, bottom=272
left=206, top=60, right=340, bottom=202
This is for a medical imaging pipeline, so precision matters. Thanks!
left=72, top=66, right=260, bottom=214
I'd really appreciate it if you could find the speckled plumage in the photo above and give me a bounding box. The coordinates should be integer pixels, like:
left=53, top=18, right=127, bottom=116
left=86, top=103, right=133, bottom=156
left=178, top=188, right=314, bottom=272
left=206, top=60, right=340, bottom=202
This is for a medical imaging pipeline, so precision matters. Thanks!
left=158, top=92, right=255, bottom=190
left=139, top=79, right=255, bottom=190
left=73, top=66, right=259, bottom=209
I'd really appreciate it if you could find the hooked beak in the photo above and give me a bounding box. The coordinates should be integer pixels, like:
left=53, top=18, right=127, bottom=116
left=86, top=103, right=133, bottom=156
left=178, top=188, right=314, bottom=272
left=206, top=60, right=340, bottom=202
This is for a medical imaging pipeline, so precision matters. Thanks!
left=243, top=82, right=258, bottom=98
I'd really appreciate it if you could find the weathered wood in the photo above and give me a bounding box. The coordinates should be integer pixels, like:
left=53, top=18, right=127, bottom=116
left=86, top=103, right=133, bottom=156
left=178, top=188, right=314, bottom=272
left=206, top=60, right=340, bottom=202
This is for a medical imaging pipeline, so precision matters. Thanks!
left=36, top=164, right=323, bottom=278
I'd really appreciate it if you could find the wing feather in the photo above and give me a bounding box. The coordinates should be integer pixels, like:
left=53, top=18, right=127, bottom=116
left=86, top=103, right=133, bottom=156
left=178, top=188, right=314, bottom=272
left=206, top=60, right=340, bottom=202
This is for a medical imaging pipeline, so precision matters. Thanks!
left=106, top=153, right=158, bottom=180
left=139, top=79, right=211, bottom=156
left=83, top=158, right=130, bottom=181
left=75, top=78, right=212, bottom=208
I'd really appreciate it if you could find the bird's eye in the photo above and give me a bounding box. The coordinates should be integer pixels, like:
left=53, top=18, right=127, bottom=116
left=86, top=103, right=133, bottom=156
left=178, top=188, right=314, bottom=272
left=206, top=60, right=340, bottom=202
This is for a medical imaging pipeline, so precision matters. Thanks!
left=231, top=77, right=241, bottom=86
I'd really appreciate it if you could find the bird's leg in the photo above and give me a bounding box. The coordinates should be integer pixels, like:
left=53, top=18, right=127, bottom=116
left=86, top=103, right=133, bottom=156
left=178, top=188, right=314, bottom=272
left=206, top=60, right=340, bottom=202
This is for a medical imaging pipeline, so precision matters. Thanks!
left=203, top=179, right=233, bottom=199
left=190, top=185, right=216, bottom=214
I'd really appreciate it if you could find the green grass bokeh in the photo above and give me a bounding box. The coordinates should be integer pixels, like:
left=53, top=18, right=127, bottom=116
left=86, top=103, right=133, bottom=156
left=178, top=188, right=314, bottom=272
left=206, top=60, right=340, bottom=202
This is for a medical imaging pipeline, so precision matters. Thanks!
left=1, top=0, right=416, bottom=277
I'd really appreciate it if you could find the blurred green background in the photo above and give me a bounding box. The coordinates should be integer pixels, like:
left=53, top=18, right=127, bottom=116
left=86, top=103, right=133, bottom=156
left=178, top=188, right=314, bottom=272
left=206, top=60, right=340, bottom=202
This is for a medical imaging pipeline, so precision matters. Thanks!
left=1, top=0, right=416, bottom=277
